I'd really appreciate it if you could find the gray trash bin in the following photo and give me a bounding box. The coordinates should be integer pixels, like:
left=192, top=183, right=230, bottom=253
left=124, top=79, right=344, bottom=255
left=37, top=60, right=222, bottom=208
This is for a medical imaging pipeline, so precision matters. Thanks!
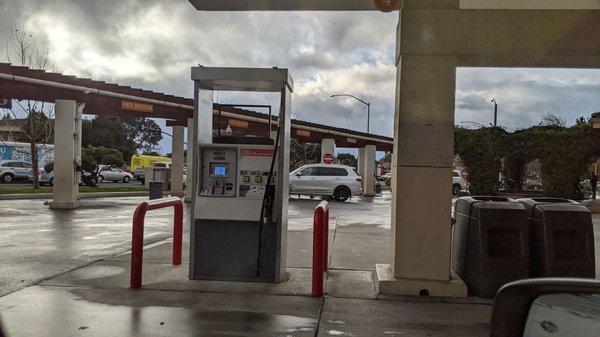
left=452, top=196, right=529, bottom=298
left=517, top=197, right=595, bottom=278
left=149, top=181, right=164, bottom=200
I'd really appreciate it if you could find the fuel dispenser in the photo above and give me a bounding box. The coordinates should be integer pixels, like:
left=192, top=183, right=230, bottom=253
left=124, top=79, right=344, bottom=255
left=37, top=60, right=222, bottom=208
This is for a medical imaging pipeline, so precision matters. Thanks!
left=190, top=67, right=293, bottom=282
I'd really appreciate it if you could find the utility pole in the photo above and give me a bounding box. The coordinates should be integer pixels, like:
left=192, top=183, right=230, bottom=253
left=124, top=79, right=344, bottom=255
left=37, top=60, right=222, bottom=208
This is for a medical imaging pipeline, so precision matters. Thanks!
left=491, top=98, right=498, bottom=127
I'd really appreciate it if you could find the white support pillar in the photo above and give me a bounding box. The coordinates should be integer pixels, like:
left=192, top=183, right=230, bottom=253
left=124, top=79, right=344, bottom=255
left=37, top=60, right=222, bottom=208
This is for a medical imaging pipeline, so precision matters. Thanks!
left=376, top=0, right=467, bottom=297
left=171, top=125, right=185, bottom=197
left=363, top=145, right=376, bottom=197
left=321, top=138, right=335, bottom=163
left=50, top=100, right=79, bottom=210
left=357, top=147, right=365, bottom=188
left=185, top=118, right=194, bottom=202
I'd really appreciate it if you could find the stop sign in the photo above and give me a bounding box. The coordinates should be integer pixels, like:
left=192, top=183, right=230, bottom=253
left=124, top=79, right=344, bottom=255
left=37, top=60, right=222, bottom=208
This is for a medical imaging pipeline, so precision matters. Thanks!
left=323, top=153, right=335, bottom=164
left=373, top=0, right=398, bottom=12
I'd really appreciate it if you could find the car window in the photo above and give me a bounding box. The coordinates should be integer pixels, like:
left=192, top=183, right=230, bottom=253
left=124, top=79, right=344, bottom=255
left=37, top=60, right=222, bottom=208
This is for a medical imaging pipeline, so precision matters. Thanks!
left=21, top=162, right=32, bottom=169
left=5, top=162, right=20, bottom=168
left=453, top=172, right=460, bottom=177
left=299, top=167, right=316, bottom=176
left=314, top=167, right=348, bottom=176
left=333, top=168, right=349, bottom=176
left=313, top=167, right=329, bottom=176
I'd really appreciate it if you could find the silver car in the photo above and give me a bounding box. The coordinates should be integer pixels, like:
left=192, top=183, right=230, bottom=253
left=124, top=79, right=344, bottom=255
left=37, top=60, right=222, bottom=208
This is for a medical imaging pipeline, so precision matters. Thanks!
left=0, top=160, right=33, bottom=183
left=289, top=164, right=362, bottom=202
left=97, top=165, right=133, bottom=183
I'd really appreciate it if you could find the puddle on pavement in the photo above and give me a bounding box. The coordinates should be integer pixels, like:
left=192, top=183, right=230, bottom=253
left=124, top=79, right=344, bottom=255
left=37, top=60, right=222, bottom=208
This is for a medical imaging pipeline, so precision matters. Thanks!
left=190, top=311, right=316, bottom=334
left=67, top=265, right=126, bottom=279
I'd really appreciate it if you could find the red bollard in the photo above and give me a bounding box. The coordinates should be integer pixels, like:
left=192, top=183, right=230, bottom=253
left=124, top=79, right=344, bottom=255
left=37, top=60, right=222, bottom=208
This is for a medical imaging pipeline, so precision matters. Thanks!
left=312, top=201, right=329, bottom=297
left=172, top=202, right=183, bottom=266
left=324, top=208, right=329, bottom=272
left=130, top=203, right=148, bottom=290
left=130, top=197, right=184, bottom=289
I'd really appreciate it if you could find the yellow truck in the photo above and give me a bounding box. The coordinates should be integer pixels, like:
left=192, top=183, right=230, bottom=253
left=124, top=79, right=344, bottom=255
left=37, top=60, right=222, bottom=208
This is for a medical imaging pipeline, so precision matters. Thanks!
left=130, top=155, right=172, bottom=183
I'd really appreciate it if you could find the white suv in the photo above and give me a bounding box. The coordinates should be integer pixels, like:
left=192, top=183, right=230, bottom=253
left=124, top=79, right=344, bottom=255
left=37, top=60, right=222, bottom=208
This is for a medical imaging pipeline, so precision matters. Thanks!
left=0, top=160, right=33, bottom=183
left=453, top=170, right=467, bottom=195
left=289, top=164, right=362, bottom=202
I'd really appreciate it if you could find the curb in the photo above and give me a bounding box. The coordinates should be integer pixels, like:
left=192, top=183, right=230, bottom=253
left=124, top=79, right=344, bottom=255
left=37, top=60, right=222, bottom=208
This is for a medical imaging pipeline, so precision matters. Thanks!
left=0, top=191, right=175, bottom=201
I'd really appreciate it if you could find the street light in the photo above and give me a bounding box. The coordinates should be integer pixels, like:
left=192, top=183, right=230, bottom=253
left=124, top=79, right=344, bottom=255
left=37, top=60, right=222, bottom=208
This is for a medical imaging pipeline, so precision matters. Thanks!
left=491, top=98, right=498, bottom=127
left=331, top=94, right=371, bottom=133
left=142, top=125, right=188, bottom=146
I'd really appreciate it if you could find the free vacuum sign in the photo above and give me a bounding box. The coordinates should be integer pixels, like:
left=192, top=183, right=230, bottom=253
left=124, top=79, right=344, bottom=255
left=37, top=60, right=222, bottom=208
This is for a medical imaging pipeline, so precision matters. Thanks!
left=0, top=99, right=11, bottom=109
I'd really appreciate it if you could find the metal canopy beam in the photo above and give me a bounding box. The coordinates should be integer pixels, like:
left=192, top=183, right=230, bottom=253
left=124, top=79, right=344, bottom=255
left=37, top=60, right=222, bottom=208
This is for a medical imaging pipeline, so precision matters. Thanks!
left=188, top=0, right=600, bottom=11
left=188, top=0, right=382, bottom=11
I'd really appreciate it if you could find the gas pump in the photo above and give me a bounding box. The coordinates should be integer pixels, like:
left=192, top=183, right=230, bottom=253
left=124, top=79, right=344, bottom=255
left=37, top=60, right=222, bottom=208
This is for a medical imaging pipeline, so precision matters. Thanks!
left=190, top=67, right=293, bottom=283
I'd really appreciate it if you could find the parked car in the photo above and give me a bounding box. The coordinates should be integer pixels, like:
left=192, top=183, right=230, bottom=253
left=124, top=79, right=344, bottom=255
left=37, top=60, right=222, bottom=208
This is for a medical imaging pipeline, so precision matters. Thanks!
left=97, top=165, right=133, bottom=183
left=379, top=172, right=392, bottom=181
left=289, top=164, right=362, bottom=202
left=523, top=178, right=543, bottom=191
left=39, top=170, right=54, bottom=186
left=452, top=170, right=467, bottom=195
left=39, top=170, right=99, bottom=186
left=0, top=160, right=33, bottom=183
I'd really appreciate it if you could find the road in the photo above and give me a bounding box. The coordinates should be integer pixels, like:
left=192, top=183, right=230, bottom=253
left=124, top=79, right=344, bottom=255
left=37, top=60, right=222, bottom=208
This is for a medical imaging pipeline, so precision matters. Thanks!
left=0, top=193, right=392, bottom=297
left=1, top=181, right=144, bottom=189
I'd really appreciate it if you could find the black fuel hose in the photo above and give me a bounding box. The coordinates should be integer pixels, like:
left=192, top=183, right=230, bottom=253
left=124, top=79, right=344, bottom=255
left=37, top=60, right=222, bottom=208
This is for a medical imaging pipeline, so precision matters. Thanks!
left=256, top=126, right=281, bottom=277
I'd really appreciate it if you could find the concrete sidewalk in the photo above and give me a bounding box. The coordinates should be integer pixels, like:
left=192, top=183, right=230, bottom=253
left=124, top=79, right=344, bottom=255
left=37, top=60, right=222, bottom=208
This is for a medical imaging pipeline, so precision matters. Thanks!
left=0, top=194, right=493, bottom=337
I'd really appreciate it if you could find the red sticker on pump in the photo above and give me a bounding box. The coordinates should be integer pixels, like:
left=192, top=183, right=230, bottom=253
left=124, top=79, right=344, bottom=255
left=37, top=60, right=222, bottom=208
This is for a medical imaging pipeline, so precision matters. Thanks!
left=241, top=149, right=275, bottom=157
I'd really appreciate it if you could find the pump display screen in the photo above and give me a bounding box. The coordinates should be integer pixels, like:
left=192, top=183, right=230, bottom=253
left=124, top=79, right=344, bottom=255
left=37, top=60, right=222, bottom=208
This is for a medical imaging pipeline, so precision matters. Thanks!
left=210, top=163, right=228, bottom=177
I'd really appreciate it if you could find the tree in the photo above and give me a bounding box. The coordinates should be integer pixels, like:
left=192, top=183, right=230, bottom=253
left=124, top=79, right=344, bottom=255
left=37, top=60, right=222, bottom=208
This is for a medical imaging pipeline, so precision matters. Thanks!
left=82, top=146, right=125, bottom=167
left=455, top=126, right=507, bottom=195
left=336, top=153, right=357, bottom=167
left=290, top=139, right=321, bottom=170
left=82, top=116, right=163, bottom=161
left=454, top=114, right=600, bottom=199
left=101, top=154, right=125, bottom=167
left=502, top=128, right=541, bottom=192
left=380, top=152, right=392, bottom=165
left=2, top=26, right=54, bottom=188
left=123, top=118, right=163, bottom=154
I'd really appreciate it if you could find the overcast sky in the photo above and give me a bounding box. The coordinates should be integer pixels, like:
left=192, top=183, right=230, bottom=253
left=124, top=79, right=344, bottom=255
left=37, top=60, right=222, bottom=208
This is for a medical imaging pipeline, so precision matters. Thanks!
left=1, top=0, right=599, bottom=154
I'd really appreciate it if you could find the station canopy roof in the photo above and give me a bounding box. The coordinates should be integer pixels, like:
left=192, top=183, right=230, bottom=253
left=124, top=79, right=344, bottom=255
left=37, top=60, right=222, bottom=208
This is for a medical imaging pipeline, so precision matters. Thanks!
left=0, top=63, right=392, bottom=151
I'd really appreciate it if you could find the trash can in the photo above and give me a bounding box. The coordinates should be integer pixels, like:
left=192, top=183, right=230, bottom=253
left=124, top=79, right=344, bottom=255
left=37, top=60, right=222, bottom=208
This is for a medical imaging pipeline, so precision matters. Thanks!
left=452, top=196, right=529, bottom=298
left=517, top=197, right=595, bottom=278
left=149, top=181, right=164, bottom=200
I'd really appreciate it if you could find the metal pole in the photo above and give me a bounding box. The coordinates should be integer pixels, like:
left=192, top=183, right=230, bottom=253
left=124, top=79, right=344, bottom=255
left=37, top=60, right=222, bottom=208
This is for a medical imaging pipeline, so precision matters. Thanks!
left=367, top=102, right=370, bottom=134
left=494, top=102, right=498, bottom=127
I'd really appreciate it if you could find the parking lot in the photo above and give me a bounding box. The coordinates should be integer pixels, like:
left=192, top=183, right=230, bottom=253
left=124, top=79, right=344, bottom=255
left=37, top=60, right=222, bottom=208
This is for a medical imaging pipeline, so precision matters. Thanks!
left=1, top=192, right=600, bottom=336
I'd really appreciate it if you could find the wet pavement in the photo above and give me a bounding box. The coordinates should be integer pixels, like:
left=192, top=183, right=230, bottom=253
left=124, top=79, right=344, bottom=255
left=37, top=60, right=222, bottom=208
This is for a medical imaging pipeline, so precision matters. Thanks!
left=0, top=192, right=497, bottom=336
left=0, top=197, right=186, bottom=297
left=1, top=192, right=600, bottom=336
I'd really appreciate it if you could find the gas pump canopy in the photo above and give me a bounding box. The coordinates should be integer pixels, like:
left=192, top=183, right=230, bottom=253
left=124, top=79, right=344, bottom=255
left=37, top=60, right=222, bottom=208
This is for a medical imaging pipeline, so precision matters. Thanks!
left=192, top=67, right=293, bottom=93
left=188, top=0, right=386, bottom=11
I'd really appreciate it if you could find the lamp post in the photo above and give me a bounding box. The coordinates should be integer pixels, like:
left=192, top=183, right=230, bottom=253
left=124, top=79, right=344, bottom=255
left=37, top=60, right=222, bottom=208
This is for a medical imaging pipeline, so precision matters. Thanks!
left=331, top=94, right=371, bottom=134
left=491, top=98, right=498, bottom=127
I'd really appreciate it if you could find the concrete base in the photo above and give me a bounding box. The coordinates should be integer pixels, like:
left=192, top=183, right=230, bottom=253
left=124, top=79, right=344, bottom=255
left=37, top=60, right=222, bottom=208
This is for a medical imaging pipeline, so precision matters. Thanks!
left=375, top=264, right=467, bottom=298
left=49, top=201, right=79, bottom=210
left=362, top=193, right=375, bottom=198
